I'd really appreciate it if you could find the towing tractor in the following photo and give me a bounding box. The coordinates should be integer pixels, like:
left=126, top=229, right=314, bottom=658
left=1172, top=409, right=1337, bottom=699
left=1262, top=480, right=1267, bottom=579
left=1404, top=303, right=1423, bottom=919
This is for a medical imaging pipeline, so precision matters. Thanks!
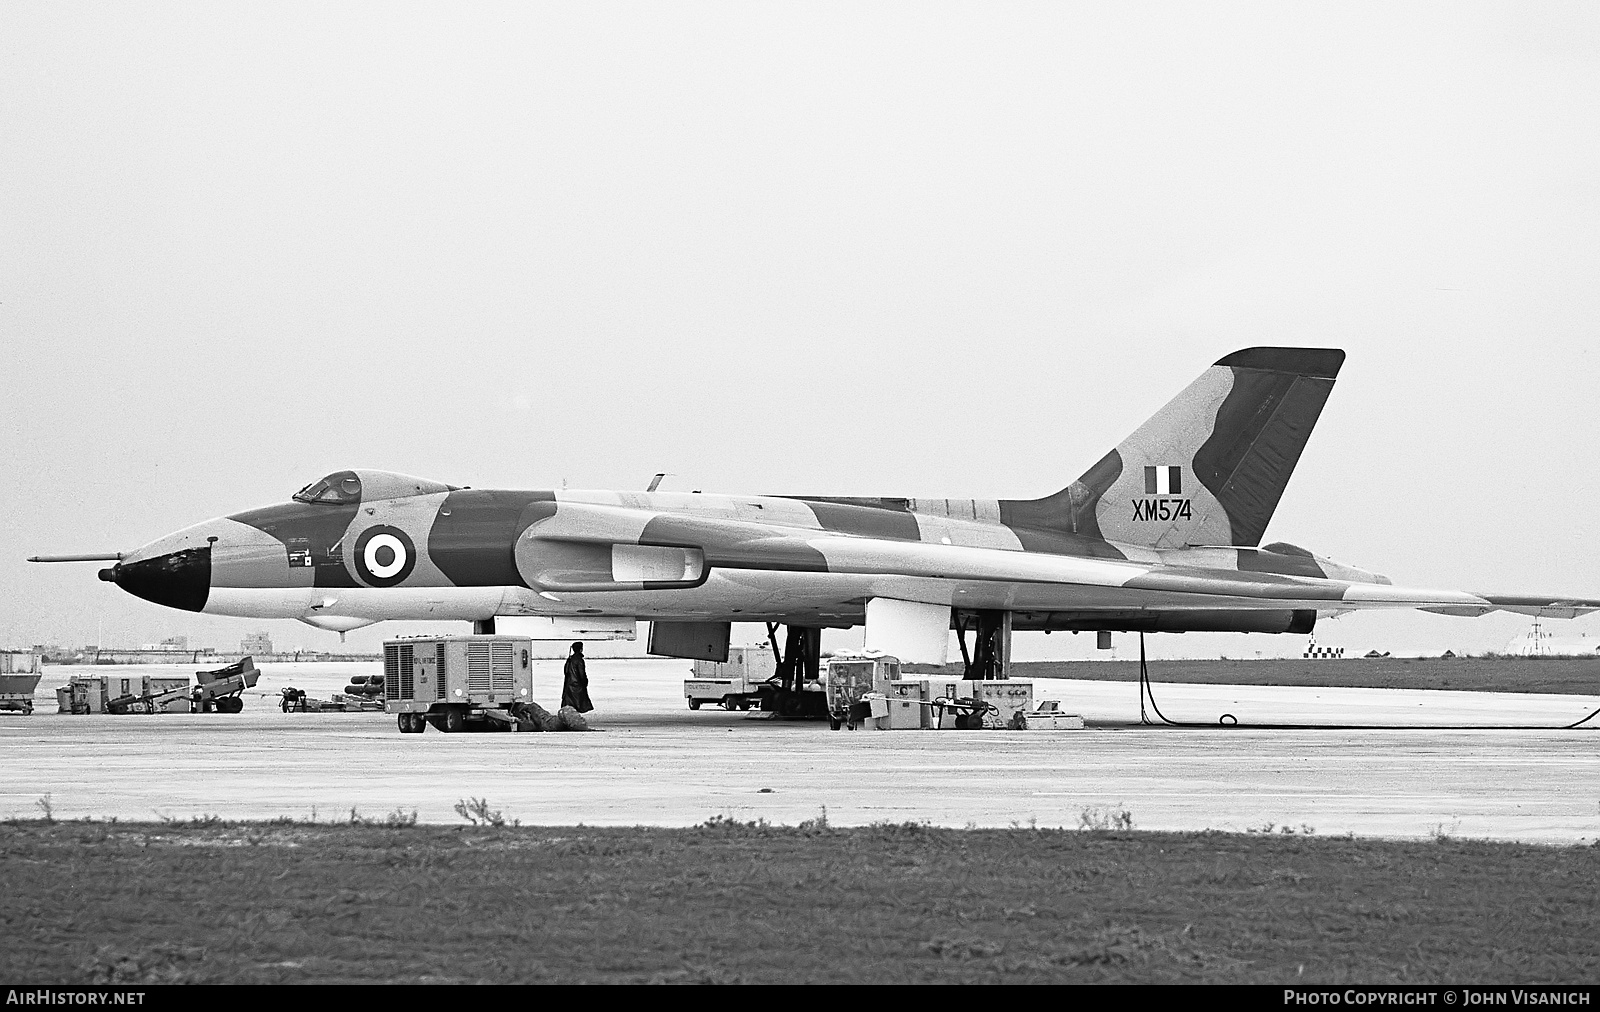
left=384, top=635, right=534, bottom=733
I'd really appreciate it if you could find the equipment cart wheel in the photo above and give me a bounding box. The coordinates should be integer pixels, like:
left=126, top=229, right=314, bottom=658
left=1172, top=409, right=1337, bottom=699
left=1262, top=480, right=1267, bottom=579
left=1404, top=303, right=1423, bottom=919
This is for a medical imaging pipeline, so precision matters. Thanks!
left=216, top=697, right=244, bottom=714
left=443, top=706, right=466, bottom=733
left=722, top=696, right=740, bottom=711
left=688, top=699, right=700, bottom=710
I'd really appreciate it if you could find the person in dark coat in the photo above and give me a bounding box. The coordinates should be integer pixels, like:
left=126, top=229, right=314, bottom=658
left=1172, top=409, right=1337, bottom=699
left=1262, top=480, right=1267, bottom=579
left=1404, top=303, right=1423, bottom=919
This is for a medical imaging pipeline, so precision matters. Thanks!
left=561, top=642, right=593, bottom=712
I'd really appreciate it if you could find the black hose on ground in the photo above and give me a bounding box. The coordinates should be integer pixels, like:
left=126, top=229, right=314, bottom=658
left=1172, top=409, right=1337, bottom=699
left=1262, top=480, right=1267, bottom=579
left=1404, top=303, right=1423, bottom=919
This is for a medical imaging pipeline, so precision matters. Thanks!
left=1134, top=632, right=1600, bottom=731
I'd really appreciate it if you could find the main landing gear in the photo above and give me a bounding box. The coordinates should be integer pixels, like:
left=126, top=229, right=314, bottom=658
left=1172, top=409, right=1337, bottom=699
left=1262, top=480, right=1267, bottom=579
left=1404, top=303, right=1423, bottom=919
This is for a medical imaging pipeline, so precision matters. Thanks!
left=757, top=623, right=829, bottom=718
left=954, top=609, right=1013, bottom=681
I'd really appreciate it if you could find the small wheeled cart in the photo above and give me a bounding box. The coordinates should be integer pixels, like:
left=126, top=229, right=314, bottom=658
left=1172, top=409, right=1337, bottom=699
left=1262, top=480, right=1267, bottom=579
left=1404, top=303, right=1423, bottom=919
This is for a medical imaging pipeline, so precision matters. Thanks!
left=192, top=657, right=260, bottom=713
left=0, top=673, right=42, bottom=715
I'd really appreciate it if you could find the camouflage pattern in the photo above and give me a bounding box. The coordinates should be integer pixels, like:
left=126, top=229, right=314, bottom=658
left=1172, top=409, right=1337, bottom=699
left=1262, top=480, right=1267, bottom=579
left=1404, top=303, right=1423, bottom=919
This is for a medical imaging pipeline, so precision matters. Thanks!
left=89, top=348, right=1600, bottom=634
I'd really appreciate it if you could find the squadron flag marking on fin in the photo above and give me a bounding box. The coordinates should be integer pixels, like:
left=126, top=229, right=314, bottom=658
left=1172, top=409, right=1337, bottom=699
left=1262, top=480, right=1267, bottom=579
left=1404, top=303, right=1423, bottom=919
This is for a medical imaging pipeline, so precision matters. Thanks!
left=1144, top=466, right=1182, bottom=496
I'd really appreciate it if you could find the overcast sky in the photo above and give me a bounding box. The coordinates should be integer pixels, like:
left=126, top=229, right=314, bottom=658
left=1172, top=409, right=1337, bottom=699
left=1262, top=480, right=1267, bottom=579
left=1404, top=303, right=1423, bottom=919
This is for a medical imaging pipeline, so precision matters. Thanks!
left=3, top=2, right=1596, bottom=657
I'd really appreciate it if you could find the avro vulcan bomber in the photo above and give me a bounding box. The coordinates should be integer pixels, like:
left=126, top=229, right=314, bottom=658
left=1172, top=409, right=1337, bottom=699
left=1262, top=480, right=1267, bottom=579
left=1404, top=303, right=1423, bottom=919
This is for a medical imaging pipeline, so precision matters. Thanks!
left=34, top=348, right=1598, bottom=664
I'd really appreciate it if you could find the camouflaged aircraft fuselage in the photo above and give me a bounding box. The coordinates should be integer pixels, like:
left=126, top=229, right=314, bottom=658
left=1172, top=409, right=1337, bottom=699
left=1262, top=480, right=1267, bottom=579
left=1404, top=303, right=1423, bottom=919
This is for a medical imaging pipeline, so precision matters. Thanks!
left=93, top=348, right=1600, bottom=633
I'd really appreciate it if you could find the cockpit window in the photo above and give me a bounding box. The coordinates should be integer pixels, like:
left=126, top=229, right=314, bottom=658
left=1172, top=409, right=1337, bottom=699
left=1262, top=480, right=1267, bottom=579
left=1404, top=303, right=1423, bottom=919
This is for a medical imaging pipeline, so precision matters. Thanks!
left=293, top=471, right=363, bottom=505
left=291, top=469, right=459, bottom=505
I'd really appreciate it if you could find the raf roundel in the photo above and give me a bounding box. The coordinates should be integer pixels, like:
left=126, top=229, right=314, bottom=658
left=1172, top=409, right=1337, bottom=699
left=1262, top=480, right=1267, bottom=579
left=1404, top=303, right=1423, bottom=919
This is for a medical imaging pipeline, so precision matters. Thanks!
left=354, top=525, right=416, bottom=587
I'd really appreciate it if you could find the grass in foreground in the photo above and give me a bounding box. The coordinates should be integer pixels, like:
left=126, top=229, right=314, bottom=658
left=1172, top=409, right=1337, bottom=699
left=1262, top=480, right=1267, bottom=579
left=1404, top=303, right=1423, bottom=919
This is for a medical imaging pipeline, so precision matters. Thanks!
left=3, top=817, right=1598, bottom=984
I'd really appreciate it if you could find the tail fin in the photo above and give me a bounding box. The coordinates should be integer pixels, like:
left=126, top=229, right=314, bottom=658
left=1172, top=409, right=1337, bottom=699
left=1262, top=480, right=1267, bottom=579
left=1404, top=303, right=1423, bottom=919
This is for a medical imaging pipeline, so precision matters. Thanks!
left=1004, top=347, right=1344, bottom=548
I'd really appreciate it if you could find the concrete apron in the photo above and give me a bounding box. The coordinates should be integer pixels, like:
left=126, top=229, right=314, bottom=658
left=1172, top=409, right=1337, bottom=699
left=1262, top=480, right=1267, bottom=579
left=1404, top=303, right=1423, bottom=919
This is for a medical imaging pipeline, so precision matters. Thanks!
left=3, top=659, right=1596, bottom=844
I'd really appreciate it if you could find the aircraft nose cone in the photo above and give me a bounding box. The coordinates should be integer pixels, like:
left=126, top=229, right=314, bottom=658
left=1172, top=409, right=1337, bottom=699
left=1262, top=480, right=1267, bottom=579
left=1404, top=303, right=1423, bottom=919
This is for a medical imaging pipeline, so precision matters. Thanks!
left=107, top=547, right=211, bottom=612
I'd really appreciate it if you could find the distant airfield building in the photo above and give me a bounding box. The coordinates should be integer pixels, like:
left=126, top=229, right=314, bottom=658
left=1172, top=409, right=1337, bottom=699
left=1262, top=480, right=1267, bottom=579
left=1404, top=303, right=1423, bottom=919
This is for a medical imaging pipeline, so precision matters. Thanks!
left=241, top=631, right=274, bottom=655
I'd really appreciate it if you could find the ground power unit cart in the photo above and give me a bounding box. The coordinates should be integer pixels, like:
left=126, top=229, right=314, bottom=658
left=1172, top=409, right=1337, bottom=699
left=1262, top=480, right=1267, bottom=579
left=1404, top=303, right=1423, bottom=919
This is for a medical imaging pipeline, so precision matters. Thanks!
left=384, top=635, right=534, bottom=733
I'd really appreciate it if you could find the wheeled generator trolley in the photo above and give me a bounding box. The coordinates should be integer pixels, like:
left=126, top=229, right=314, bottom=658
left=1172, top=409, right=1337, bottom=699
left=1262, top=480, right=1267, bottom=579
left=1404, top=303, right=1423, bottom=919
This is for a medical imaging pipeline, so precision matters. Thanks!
left=383, top=635, right=535, bottom=733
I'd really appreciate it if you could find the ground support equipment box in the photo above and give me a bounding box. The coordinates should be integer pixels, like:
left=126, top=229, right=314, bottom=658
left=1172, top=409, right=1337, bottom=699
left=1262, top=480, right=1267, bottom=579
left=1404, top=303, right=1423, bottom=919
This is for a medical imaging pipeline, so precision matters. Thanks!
left=884, top=694, right=923, bottom=730
left=889, top=679, right=984, bottom=729
left=873, top=678, right=1037, bottom=730
left=87, top=674, right=144, bottom=712
left=58, top=674, right=194, bottom=715
left=384, top=635, right=534, bottom=734
left=124, top=676, right=192, bottom=714
left=975, top=681, right=1034, bottom=729
left=0, top=673, right=42, bottom=714
left=917, top=679, right=966, bottom=729
left=685, top=646, right=775, bottom=710
left=824, top=652, right=901, bottom=730
left=60, top=678, right=101, bottom=714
